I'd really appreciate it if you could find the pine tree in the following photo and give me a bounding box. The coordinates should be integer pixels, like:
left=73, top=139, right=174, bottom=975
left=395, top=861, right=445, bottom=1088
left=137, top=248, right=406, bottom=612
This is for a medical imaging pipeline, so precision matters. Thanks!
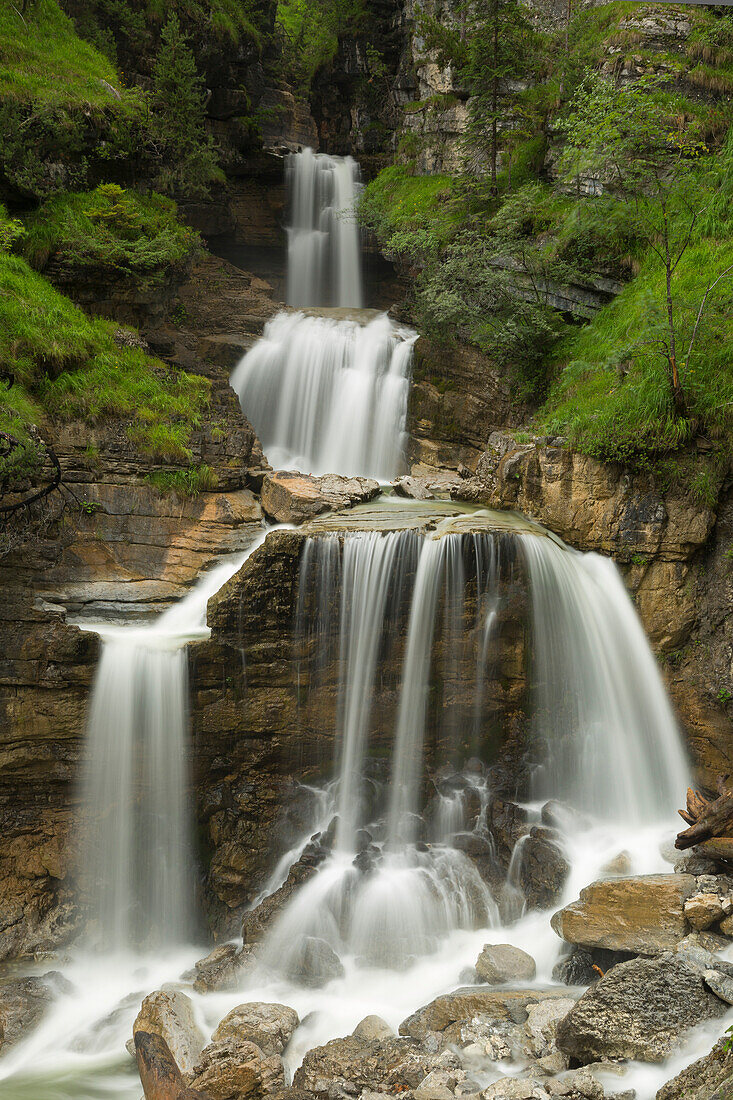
left=150, top=13, right=221, bottom=198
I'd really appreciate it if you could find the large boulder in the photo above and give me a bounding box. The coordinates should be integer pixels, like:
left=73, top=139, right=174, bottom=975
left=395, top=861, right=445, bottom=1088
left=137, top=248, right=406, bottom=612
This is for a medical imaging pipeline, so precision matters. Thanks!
left=0, top=973, right=70, bottom=1052
left=518, top=830, right=570, bottom=909
left=212, top=1003, right=299, bottom=1056
left=399, top=987, right=577, bottom=1049
left=657, top=1036, right=733, bottom=1099
left=475, top=944, right=536, bottom=984
left=241, top=848, right=327, bottom=945
left=260, top=472, right=380, bottom=525
left=551, top=875, right=697, bottom=954
left=192, top=944, right=256, bottom=994
left=283, top=936, right=345, bottom=988
left=131, top=989, right=205, bottom=1078
left=556, top=953, right=727, bottom=1063
left=190, top=1039, right=284, bottom=1100
left=292, top=1034, right=457, bottom=1098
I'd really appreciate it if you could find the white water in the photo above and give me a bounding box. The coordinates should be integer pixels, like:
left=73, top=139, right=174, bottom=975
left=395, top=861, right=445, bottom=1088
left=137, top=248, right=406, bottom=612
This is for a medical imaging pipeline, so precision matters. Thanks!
left=0, top=522, right=709, bottom=1100
left=230, top=310, right=415, bottom=479
left=286, top=147, right=363, bottom=309
left=77, top=534, right=271, bottom=952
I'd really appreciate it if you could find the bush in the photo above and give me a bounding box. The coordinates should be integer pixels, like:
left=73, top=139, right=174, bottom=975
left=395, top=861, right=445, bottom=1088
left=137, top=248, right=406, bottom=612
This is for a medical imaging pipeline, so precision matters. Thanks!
left=22, top=184, right=200, bottom=279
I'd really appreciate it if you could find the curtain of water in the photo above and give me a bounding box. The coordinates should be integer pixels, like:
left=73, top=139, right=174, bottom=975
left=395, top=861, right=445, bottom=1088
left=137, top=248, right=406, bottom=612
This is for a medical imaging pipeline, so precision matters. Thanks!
left=230, top=311, right=414, bottom=480
left=286, top=148, right=363, bottom=308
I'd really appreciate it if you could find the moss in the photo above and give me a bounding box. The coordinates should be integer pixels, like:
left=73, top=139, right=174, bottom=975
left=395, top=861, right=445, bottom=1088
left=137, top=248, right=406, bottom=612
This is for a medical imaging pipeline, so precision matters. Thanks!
left=145, top=464, right=218, bottom=495
left=0, top=252, right=209, bottom=462
left=22, top=184, right=200, bottom=279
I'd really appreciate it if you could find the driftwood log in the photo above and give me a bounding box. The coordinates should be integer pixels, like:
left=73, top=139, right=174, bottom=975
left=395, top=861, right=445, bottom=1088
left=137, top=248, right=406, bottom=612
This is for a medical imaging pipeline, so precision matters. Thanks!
left=134, top=1031, right=211, bottom=1100
left=676, top=779, right=733, bottom=850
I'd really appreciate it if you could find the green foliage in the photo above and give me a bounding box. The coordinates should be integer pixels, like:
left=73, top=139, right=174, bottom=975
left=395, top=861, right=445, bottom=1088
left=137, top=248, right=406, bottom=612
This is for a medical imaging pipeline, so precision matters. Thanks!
left=276, top=0, right=367, bottom=91
left=359, top=166, right=460, bottom=261
left=0, top=253, right=209, bottom=461
left=149, top=13, right=222, bottom=198
left=0, top=204, right=24, bottom=252
left=22, top=185, right=200, bottom=279
left=145, top=464, right=218, bottom=496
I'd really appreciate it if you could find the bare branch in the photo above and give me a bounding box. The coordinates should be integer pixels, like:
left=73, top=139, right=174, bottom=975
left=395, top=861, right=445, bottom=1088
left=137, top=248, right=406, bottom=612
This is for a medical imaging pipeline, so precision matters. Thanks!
left=683, top=263, right=733, bottom=373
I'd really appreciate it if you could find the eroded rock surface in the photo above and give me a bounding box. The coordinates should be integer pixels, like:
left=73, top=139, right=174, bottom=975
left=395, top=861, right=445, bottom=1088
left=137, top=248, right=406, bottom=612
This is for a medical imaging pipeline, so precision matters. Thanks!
left=260, top=471, right=380, bottom=525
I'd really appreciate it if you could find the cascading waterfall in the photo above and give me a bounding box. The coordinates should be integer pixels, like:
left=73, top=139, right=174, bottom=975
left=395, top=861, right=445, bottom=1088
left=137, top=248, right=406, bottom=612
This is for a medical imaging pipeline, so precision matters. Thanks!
left=230, top=311, right=415, bottom=480
left=231, top=148, right=415, bottom=480
left=78, top=540, right=269, bottom=951
left=255, top=520, right=691, bottom=982
left=286, top=147, right=363, bottom=309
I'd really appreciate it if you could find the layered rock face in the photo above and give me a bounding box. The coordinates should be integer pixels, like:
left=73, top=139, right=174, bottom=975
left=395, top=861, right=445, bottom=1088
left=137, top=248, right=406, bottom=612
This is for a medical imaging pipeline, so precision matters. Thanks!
left=191, top=509, right=530, bottom=928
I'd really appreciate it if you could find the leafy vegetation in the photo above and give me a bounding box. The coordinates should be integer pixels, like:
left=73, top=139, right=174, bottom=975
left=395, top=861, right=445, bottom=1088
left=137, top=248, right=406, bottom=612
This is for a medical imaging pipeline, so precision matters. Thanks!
left=22, top=184, right=199, bottom=278
left=276, top=0, right=367, bottom=92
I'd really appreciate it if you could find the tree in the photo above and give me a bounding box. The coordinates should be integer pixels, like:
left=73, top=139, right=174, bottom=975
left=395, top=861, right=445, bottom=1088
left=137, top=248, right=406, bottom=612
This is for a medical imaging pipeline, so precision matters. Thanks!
left=149, top=13, right=221, bottom=199
left=559, top=73, right=720, bottom=419
left=416, top=0, right=541, bottom=190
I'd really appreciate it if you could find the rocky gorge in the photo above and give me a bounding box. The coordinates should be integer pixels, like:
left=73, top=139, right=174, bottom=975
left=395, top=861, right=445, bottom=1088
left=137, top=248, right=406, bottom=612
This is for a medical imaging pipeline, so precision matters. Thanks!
left=2, top=0, right=733, bottom=1098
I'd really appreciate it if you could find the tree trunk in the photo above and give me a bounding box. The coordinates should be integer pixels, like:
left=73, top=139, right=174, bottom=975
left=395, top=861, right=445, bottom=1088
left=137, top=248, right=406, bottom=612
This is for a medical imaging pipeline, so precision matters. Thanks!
left=676, top=789, right=733, bottom=850
left=135, top=1032, right=211, bottom=1100
left=662, top=211, right=686, bottom=418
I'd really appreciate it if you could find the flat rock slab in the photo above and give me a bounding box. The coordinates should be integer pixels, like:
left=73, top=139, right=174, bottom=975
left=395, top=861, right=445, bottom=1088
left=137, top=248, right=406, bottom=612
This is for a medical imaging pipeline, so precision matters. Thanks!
left=261, top=471, right=380, bottom=525
left=399, top=987, right=577, bottom=1047
left=551, top=874, right=697, bottom=954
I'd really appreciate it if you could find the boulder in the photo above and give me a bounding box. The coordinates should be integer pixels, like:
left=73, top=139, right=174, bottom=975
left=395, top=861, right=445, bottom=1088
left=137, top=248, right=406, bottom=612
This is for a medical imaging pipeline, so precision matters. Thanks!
left=284, top=936, right=344, bottom=988
left=260, top=472, right=380, bottom=525
left=190, top=1039, right=284, bottom=1100
left=551, top=875, right=697, bottom=954
left=134, top=1030, right=196, bottom=1100
left=193, top=944, right=256, bottom=994
left=353, top=1016, right=395, bottom=1041
left=413, top=1067, right=464, bottom=1100
left=523, top=997, right=577, bottom=1058
left=482, top=1080, right=536, bottom=1100
left=475, top=944, right=537, bottom=984
left=292, top=1034, right=455, bottom=1097
left=703, top=968, right=733, bottom=1004
left=518, top=829, right=570, bottom=910
left=242, top=850, right=325, bottom=945
left=132, top=990, right=205, bottom=1078
left=212, top=1002, right=299, bottom=1056
left=0, top=973, right=70, bottom=1052
left=684, top=893, right=726, bottom=931
left=657, top=1036, right=733, bottom=1099
left=392, top=476, right=434, bottom=501
left=556, top=953, right=727, bottom=1063
left=399, top=988, right=577, bottom=1049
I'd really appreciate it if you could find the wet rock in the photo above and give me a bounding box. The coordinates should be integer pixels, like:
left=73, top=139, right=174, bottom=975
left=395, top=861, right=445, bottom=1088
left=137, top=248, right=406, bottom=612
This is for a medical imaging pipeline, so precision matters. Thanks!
left=719, top=912, right=733, bottom=935
left=551, top=947, right=613, bottom=987
left=475, top=944, right=536, bottom=984
left=193, top=943, right=256, bottom=994
left=399, top=988, right=578, bottom=1050
left=0, top=973, right=70, bottom=1052
left=551, top=875, right=697, bottom=955
left=414, top=1067, right=464, bottom=1100
left=353, top=1016, right=395, bottom=1042
left=600, top=852, right=633, bottom=877
left=518, top=830, right=570, bottom=909
left=523, top=997, right=577, bottom=1058
left=482, top=1080, right=536, bottom=1100
left=702, top=968, right=733, bottom=1004
left=260, top=472, right=380, bottom=525
left=190, top=1038, right=284, bottom=1100
left=242, top=851, right=326, bottom=944
left=392, top=476, right=434, bottom=501
left=684, top=892, right=726, bottom=930
left=212, top=1002, right=299, bottom=1056
left=541, top=801, right=591, bottom=834
left=657, top=1036, right=733, bottom=1099
left=293, top=1034, right=451, bottom=1098
left=284, top=936, right=345, bottom=988
left=556, top=953, right=727, bottom=1063
left=132, top=989, right=206, bottom=1078
left=134, top=1029, right=191, bottom=1100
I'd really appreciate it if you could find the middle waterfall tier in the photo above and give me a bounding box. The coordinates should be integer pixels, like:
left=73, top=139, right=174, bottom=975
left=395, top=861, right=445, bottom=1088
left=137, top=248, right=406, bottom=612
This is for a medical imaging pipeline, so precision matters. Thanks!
left=231, top=311, right=416, bottom=480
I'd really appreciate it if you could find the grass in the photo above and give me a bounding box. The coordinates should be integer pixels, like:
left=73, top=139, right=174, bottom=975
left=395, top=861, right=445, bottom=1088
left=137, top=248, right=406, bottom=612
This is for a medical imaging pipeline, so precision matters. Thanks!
left=359, top=166, right=461, bottom=261
left=22, top=184, right=200, bottom=278
left=0, top=252, right=210, bottom=462
left=0, top=0, right=127, bottom=109
left=145, top=465, right=218, bottom=496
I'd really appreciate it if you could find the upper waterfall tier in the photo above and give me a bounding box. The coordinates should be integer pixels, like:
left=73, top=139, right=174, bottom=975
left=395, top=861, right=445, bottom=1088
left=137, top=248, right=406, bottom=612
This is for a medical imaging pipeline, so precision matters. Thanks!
left=286, top=148, right=363, bottom=309
left=230, top=311, right=415, bottom=481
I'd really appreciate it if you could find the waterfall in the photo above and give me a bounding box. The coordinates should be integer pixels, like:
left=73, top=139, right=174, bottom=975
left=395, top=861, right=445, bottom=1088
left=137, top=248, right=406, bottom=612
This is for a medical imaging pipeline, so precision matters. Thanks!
left=79, top=538, right=270, bottom=951
left=286, top=147, right=363, bottom=309
left=230, top=311, right=415, bottom=480
left=521, top=536, right=690, bottom=822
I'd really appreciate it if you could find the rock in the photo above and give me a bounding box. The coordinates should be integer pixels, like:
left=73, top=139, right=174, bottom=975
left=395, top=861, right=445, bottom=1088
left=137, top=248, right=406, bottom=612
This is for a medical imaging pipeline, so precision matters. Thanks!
left=657, top=1036, right=733, bottom=1099
left=518, top=831, right=569, bottom=909
left=556, top=953, right=727, bottom=1063
left=132, top=990, right=205, bottom=1079
left=601, top=852, right=633, bottom=877
left=475, top=944, right=537, bottom=984
left=552, top=949, right=602, bottom=987
left=353, top=1016, right=395, bottom=1042
left=684, top=892, right=725, bottom=931
left=193, top=944, right=256, bottom=994
left=260, top=472, right=380, bottom=525
left=551, top=875, right=697, bottom=955
left=523, top=998, right=577, bottom=1057
left=392, top=476, right=434, bottom=501
left=284, top=936, right=345, bottom=988
left=483, top=1080, right=536, bottom=1099
left=720, top=912, right=733, bottom=935
left=414, top=1068, right=463, bottom=1100
left=293, top=1034, right=451, bottom=1097
left=212, top=1002, right=299, bottom=1055
left=241, top=850, right=326, bottom=944
left=399, top=988, right=577, bottom=1049
left=0, top=973, right=70, bottom=1052
left=190, top=1039, right=284, bottom=1100
left=134, top=1030, right=191, bottom=1100
left=703, top=968, right=733, bottom=1004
